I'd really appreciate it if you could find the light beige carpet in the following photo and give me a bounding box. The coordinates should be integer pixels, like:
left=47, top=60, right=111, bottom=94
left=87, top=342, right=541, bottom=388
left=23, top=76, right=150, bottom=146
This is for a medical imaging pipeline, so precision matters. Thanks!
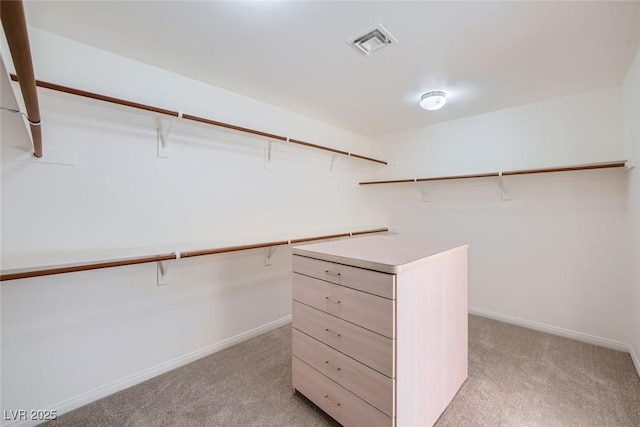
left=48, top=315, right=640, bottom=426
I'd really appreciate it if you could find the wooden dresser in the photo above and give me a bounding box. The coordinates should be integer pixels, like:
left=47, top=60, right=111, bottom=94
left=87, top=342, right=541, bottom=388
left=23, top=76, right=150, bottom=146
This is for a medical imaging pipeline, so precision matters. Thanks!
left=291, top=234, right=468, bottom=427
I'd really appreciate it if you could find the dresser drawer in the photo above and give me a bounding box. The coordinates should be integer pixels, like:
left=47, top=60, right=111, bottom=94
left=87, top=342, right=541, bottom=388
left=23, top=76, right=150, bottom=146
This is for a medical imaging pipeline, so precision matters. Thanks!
left=293, top=255, right=395, bottom=299
left=293, top=273, right=395, bottom=339
left=293, top=329, right=395, bottom=417
left=293, top=301, right=395, bottom=378
left=293, top=357, right=393, bottom=427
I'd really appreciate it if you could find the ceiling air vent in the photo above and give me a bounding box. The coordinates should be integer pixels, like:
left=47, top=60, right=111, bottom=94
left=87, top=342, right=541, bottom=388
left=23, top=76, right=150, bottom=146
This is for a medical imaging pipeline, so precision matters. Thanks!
left=347, top=24, right=397, bottom=57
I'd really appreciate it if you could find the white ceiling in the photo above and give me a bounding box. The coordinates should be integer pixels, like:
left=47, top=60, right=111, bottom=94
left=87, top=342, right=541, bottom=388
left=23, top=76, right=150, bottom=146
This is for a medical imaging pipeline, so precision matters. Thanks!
left=22, top=1, right=640, bottom=137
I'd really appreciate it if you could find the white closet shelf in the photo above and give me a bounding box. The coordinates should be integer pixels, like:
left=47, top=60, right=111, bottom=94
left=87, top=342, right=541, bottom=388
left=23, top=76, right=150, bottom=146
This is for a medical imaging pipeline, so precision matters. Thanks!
left=10, top=75, right=388, bottom=166
left=359, top=160, right=630, bottom=185
left=0, top=227, right=389, bottom=282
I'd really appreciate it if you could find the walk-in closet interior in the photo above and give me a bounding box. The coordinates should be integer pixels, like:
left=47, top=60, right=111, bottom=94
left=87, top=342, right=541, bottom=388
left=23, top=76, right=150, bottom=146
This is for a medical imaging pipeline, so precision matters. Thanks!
left=1, top=1, right=639, bottom=426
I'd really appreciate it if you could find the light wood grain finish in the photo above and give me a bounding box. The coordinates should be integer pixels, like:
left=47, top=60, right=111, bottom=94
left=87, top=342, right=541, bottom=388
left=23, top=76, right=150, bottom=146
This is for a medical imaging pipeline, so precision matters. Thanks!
left=292, top=236, right=468, bottom=427
left=292, top=357, right=393, bottom=427
left=292, top=255, right=395, bottom=299
left=293, top=329, right=395, bottom=417
left=293, top=273, right=395, bottom=338
left=292, top=301, right=395, bottom=378
left=396, top=246, right=468, bottom=427
left=292, top=235, right=466, bottom=274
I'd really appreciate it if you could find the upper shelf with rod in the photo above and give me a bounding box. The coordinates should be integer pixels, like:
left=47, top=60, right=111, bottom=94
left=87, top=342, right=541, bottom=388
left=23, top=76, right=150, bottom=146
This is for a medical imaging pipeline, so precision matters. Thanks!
left=359, top=161, right=631, bottom=201
left=9, top=75, right=388, bottom=166
left=0, top=227, right=389, bottom=282
left=360, top=160, right=630, bottom=185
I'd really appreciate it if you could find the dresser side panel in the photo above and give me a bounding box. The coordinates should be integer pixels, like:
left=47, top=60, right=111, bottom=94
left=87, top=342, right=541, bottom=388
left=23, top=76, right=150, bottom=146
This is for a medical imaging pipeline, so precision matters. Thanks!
left=396, top=248, right=468, bottom=427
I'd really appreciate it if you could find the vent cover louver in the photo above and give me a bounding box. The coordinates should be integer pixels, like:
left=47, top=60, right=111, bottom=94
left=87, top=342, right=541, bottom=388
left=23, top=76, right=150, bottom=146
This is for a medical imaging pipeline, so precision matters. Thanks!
left=347, top=24, right=397, bottom=57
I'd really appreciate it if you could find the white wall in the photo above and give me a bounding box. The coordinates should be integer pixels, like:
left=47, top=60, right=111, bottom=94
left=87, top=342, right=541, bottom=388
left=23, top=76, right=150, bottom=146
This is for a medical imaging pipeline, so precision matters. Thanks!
left=2, top=24, right=637, bottom=424
left=623, top=46, right=640, bottom=373
left=0, top=28, right=384, bottom=424
left=0, top=55, right=24, bottom=427
left=368, top=87, right=633, bottom=349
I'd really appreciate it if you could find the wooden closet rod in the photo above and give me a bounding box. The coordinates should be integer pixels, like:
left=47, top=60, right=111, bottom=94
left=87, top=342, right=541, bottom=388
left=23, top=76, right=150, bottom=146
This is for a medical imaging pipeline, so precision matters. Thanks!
left=500, top=161, right=628, bottom=176
left=9, top=75, right=388, bottom=165
left=2, top=1, right=43, bottom=157
left=0, top=227, right=388, bottom=281
left=359, top=161, right=628, bottom=186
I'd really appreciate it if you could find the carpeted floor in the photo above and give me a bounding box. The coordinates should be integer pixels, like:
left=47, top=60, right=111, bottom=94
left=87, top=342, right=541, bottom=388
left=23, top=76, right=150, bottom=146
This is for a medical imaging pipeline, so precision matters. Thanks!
left=48, top=315, right=640, bottom=427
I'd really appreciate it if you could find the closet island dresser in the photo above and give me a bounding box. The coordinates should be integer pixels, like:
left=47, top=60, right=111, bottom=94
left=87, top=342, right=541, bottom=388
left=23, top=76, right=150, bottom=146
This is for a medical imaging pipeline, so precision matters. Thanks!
left=291, top=234, right=468, bottom=427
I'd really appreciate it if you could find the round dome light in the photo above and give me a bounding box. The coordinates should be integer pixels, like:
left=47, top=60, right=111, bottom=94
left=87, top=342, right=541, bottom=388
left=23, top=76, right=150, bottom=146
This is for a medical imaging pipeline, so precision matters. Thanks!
left=419, top=91, right=447, bottom=111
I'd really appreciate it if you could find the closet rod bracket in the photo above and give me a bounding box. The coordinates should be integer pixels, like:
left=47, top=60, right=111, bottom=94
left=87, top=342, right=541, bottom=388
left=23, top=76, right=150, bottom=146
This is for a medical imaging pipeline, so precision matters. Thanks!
left=157, top=112, right=183, bottom=158
left=157, top=252, right=179, bottom=285
left=265, top=138, right=285, bottom=170
left=328, top=152, right=353, bottom=173
left=498, top=172, right=511, bottom=201
left=157, top=261, right=169, bottom=285
left=264, top=246, right=278, bottom=266
left=414, top=179, right=429, bottom=202
left=329, top=154, right=337, bottom=173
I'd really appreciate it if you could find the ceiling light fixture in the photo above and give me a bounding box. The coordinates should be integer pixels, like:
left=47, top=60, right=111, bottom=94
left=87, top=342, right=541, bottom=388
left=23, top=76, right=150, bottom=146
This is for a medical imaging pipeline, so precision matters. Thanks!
left=420, top=91, right=447, bottom=111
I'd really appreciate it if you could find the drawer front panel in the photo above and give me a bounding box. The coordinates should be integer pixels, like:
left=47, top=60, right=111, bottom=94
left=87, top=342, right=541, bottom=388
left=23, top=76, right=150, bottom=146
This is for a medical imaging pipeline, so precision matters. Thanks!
left=292, top=357, right=393, bottom=427
left=293, top=329, right=395, bottom=417
left=292, top=301, right=394, bottom=378
left=293, top=273, right=395, bottom=339
left=293, top=255, right=395, bottom=299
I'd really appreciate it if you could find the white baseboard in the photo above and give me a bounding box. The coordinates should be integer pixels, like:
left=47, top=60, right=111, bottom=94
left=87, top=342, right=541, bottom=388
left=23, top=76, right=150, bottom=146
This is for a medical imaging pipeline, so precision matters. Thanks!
left=469, top=307, right=632, bottom=353
left=630, top=345, right=640, bottom=379
left=2, top=315, right=292, bottom=427
left=472, top=305, right=640, bottom=379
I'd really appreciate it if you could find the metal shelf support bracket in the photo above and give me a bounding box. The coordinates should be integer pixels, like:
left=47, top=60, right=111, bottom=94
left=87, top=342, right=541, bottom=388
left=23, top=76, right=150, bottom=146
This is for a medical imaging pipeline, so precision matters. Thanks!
left=499, top=172, right=511, bottom=201
left=265, top=138, right=285, bottom=170
left=329, top=152, right=353, bottom=173
left=157, top=111, right=182, bottom=158
left=329, top=154, right=338, bottom=173
left=157, top=251, right=180, bottom=286
left=414, top=179, right=429, bottom=202
left=265, top=246, right=278, bottom=266
left=157, top=261, right=169, bottom=285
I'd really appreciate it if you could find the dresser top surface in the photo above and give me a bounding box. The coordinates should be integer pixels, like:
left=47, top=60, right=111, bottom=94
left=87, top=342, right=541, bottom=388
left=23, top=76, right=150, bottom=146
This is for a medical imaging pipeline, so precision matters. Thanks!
left=292, top=234, right=467, bottom=274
